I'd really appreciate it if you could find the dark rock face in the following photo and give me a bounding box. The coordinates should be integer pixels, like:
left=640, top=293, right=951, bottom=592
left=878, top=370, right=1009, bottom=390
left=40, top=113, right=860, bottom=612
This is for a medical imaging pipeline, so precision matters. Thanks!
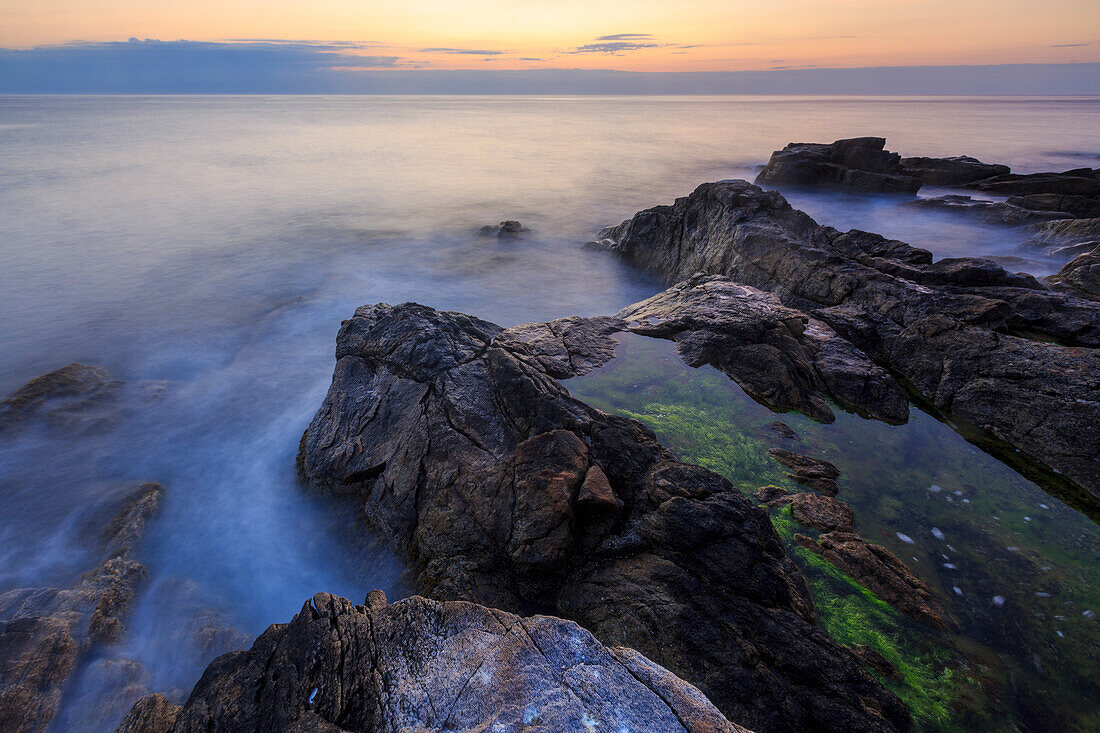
left=0, top=483, right=163, bottom=733
left=298, top=302, right=910, bottom=732
left=1015, top=217, right=1100, bottom=261
left=617, top=275, right=909, bottom=424
left=795, top=532, right=956, bottom=631
left=479, top=220, right=529, bottom=238
left=1007, top=193, right=1100, bottom=220
left=787, top=493, right=855, bottom=533
left=1047, top=244, right=1100, bottom=300
left=119, top=592, right=751, bottom=733
left=756, top=137, right=921, bottom=194
left=964, top=168, right=1100, bottom=198
left=0, top=363, right=121, bottom=435
left=899, top=156, right=1010, bottom=187
left=593, top=179, right=1100, bottom=506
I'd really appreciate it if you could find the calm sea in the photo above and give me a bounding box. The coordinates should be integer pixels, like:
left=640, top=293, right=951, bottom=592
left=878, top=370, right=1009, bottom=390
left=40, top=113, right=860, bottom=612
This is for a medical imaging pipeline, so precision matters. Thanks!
left=2, top=95, right=1099, bottom=731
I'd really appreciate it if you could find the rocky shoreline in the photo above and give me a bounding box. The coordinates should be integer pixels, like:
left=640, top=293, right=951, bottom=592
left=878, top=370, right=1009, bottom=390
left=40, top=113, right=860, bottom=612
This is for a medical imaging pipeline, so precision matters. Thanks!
left=4, top=138, right=1099, bottom=732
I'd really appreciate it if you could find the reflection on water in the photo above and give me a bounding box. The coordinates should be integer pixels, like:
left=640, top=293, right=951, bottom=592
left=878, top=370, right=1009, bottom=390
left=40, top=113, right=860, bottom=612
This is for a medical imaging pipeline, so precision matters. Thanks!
left=569, top=335, right=1099, bottom=732
left=2, top=95, right=1099, bottom=730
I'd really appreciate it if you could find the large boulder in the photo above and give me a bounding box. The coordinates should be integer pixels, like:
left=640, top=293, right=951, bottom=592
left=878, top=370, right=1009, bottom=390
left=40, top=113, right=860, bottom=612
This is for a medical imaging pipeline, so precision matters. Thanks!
left=899, top=155, right=1009, bottom=187
left=119, top=592, right=752, bottom=733
left=297, top=303, right=910, bottom=732
left=756, top=137, right=921, bottom=194
left=592, top=179, right=1100, bottom=508
left=964, top=168, right=1100, bottom=198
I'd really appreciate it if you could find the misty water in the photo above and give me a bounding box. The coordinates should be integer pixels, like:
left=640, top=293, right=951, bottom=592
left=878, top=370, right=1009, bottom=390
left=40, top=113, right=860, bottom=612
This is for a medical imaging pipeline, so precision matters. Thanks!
left=2, top=95, right=1099, bottom=731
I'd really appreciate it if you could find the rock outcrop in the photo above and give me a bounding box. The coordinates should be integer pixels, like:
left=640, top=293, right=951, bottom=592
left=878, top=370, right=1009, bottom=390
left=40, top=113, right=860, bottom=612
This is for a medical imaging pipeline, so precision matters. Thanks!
left=0, top=483, right=163, bottom=733
left=766, top=448, right=842, bottom=496
left=899, top=156, right=1009, bottom=187
left=479, top=220, right=529, bottom=238
left=592, top=179, right=1100, bottom=508
left=298, top=302, right=910, bottom=732
left=1046, top=244, right=1100, bottom=300
left=119, top=592, right=751, bottom=733
left=906, top=194, right=1065, bottom=225
left=756, top=137, right=921, bottom=194
left=1016, top=217, right=1100, bottom=260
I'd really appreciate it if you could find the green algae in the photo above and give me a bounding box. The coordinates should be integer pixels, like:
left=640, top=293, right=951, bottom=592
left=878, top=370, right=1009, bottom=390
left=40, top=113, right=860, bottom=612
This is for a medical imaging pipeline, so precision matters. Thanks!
left=569, top=333, right=1100, bottom=732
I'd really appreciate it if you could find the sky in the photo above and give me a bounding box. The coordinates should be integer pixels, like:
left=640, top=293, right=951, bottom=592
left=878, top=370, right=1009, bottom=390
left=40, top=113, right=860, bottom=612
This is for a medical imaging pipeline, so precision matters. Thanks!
left=0, top=0, right=1098, bottom=92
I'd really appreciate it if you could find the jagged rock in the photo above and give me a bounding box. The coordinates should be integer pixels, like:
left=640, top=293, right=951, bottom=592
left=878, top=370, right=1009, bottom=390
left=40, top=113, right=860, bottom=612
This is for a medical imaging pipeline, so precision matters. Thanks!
left=593, top=179, right=1100, bottom=505
left=796, top=532, right=956, bottom=630
left=767, top=448, right=841, bottom=496
left=756, top=137, right=921, bottom=194
left=120, top=593, right=751, bottom=733
left=899, top=156, right=1009, bottom=186
left=0, top=483, right=163, bottom=733
left=1046, top=245, right=1100, bottom=300
left=59, top=658, right=152, bottom=732
left=494, top=315, right=624, bottom=379
left=787, top=493, right=855, bottom=533
left=298, top=303, right=909, bottom=732
left=617, top=275, right=909, bottom=424
left=479, top=220, right=529, bottom=238
left=905, top=194, right=1064, bottom=225
left=118, top=693, right=180, bottom=733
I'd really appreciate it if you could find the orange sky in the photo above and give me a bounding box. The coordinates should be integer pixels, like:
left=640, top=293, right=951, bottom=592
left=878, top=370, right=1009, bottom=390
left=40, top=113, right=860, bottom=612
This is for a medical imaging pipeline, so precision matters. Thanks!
left=2, top=0, right=1098, bottom=70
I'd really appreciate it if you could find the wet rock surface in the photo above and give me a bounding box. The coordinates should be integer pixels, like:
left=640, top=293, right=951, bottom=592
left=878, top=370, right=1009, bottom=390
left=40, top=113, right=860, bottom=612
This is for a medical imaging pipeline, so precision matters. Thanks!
left=766, top=448, right=841, bottom=496
left=0, top=483, right=163, bottom=733
left=906, top=194, right=1064, bottom=225
left=1046, top=244, right=1100, bottom=300
left=120, top=592, right=751, bottom=733
left=756, top=137, right=921, bottom=194
left=298, top=302, right=910, bottom=732
left=795, top=532, right=956, bottom=631
left=592, top=178, right=1100, bottom=506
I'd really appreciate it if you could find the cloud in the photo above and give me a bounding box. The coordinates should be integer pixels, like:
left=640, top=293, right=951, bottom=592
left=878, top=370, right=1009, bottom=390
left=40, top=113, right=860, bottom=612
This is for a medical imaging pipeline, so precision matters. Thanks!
left=419, top=47, right=505, bottom=55
left=517, top=57, right=543, bottom=61
left=1050, top=42, right=1092, bottom=48
left=594, top=34, right=653, bottom=41
left=0, top=39, right=401, bottom=92
left=567, top=41, right=662, bottom=55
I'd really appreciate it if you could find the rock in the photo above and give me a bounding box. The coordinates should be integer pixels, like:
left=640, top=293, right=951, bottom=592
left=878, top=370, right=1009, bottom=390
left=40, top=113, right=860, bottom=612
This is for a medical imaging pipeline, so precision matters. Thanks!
left=617, top=275, right=909, bottom=424
left=0, top=363, right=121, bottom=434
left=593, top=178, right=1100, bottom=507
left=494, top=315, right=624, bottom=379
left=479, top=220, right=529, bottom=238
left=0, top=483, right=163, bottom=733
left=767, top=448, right=841, bottom=496
left=118, top=693, right=180, bottom=733
left=1021, top=217, right=1100, bottom=252
left=753, top=485, right=792, bottom=505
left=59, top=658, right=152, bottom=732
left=768, top=421, right=797, bottom=439
left=1046, top=244, right=1100, bottom=300
left=298, top=303, right=910, bottom=732
left=1007, top=193, right=1100, bottom=220
left=899, top=156, right=1010, bottom=187
left=798, top=532, right=956, bottom=630
left=756, top=137, right=921, bottom=194
left=788, top=493, right=855, bottom=532
left=964, top=169, right=1100, bottom=198
left=905, top=194, right=1065, bottom=225
left=120, top=593, right=752, bottom=733
left=850, top=645, right=903, bottom=683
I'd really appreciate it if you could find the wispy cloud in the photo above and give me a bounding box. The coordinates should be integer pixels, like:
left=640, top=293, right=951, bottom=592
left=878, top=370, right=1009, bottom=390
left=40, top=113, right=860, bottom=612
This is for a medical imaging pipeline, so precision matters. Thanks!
left=594, top=33, right=653, bottom=42
left=419, top=47, right=505, bottom=55
left=1050, top=42, right=1093, bottom=48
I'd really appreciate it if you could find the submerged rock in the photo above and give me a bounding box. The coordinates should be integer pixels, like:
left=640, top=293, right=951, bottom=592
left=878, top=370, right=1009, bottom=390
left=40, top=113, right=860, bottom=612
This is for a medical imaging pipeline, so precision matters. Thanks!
left=478, top=220, right=529, bottom=238
left=592, top=178, right=1100, bottom=506
left=119, top=592, right=751, bottom=733
left=787, top=492, right=856, bottom=533
left=298, top=302, right=909, bottom=732
left=767, top=448, right=841, bottom=496
left=963, top=168, right=1100, bottom=198
left=905, top=194, right=1064, bottom=225
left=796, top=532, right=956, bottom=631
left=0, top=483, right=163, bottom=733
left=756, top=137, right=921, bottom=194
left=0, top=363, right=121, bottom=435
